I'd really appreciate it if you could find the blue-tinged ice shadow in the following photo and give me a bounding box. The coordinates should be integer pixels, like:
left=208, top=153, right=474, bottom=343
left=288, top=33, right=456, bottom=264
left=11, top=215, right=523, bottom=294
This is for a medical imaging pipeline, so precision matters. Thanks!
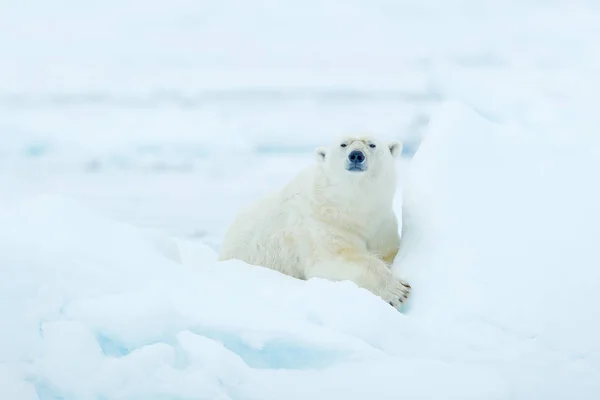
left=96, top=333, right=132, bottom=357
left=192, top=327, right=350, bottom=370
left=34, top=381, right=109, bottom=400
left=95, top=327, right=350, bottom=371
left=24, top=142, right=51, bottom=158
left=34, top=383, right=62, bottom=400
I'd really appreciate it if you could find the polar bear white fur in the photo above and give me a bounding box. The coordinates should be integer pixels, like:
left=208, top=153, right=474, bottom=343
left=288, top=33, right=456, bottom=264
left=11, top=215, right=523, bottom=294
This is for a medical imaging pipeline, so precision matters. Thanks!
left=218, top=135, right=411, bottom=307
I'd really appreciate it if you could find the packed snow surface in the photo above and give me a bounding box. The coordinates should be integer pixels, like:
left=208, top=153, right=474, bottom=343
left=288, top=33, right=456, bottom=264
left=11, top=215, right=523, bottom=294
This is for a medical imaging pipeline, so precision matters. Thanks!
left=3, top=0, right=600, bottom=398
left=2, top=102, right=600, bottom=399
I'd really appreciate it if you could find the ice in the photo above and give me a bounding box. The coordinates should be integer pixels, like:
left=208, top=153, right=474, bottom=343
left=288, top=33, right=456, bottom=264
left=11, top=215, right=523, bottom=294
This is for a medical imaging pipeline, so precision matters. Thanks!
left=9, top=0, right=600, bottom=173
left=400, top=101, right=600, bottom=334
left=0, top=191, right=505, bottom=399
left=0, top=364, right=38, bottom=400
left=398, top=101, right=600, bottom=395
left=2, top=97, right=600, bottom=398
left=3, top=0, right=600, bottom=398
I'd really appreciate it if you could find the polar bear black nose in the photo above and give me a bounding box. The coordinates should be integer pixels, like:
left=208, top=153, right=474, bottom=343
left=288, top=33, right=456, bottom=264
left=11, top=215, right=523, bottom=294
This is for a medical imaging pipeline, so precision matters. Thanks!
left=348, top=150, right=365, bottom=164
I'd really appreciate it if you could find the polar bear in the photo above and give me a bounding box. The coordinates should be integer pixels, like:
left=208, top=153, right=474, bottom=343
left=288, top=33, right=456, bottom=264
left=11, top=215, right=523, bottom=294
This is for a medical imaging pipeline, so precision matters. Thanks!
left=218, top=135, right=411, bottom=307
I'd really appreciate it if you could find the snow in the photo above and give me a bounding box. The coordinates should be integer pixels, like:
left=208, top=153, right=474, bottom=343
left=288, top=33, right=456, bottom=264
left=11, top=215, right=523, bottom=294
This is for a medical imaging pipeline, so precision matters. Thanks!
left=397, top=101, right=600, bottom=396
left=2, top=100, right=600, bottom=398
left=2, top=0, right=600, bottom=398
left=0, top=193, right=504, bottom=399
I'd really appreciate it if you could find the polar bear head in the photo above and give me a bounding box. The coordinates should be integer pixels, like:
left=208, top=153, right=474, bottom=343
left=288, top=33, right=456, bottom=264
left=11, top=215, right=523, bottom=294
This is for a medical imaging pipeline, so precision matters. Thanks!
left=312, top=135, right=402, bottom=212
left=314, top=135, right=402, bottom=180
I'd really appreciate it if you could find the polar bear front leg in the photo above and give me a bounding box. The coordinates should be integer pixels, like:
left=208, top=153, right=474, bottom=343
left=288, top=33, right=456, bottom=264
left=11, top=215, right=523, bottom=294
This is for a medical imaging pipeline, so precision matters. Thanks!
left=368, top=213, right=401, bottom=267
left=305, top=249, right=411, bottom=308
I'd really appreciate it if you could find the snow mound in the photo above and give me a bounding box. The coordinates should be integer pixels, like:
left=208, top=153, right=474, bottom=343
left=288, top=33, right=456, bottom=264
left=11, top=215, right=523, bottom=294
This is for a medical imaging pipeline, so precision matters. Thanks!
left=1, top=101, right=600, bottom=399
left=0, top=194, right=498, bottom=399
left=396, top=101, right=600, bottom=396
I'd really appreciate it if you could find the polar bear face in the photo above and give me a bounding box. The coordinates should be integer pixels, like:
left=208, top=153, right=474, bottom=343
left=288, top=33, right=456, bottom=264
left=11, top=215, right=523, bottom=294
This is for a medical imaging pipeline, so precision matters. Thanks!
left=314, top=136, right=402, bottom=180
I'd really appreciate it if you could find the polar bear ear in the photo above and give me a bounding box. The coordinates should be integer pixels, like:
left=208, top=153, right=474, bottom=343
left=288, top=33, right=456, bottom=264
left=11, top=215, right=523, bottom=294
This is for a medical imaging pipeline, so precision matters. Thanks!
left=315, top=146, right=327, bottom=162
left=388, top=141, right=403, bottom=158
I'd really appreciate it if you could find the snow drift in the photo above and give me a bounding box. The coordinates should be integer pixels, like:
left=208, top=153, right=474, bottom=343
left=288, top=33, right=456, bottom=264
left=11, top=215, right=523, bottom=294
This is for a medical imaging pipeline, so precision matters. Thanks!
left=396, top=101, right=600, bottom=396
left=1, top=101, right=599, bottom=399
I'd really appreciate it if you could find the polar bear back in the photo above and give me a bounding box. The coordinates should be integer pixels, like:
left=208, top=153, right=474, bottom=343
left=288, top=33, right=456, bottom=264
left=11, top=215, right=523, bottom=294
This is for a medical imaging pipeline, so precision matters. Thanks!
left=218, top=166, right=317, bottom=278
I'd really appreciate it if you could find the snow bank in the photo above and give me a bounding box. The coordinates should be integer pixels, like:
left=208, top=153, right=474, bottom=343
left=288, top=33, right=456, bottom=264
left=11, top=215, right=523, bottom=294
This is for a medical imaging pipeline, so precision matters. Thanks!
left=396, top=101, right=600, bottom=396
left=0, top=195, right=498, bottom=399
left=2, top=100, right=599, bottom=399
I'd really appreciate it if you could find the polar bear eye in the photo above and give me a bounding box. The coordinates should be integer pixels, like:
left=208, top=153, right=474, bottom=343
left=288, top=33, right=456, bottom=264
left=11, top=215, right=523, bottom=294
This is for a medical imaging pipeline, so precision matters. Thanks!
left=340, top=143, right=347, bottom=148
left=369, top=144, right=376, bottom=148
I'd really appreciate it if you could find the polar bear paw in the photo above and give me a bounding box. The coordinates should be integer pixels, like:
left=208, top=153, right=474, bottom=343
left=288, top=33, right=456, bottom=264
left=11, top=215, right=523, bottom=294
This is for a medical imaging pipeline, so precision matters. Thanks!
left=379, top=277, right=411, bottom=308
